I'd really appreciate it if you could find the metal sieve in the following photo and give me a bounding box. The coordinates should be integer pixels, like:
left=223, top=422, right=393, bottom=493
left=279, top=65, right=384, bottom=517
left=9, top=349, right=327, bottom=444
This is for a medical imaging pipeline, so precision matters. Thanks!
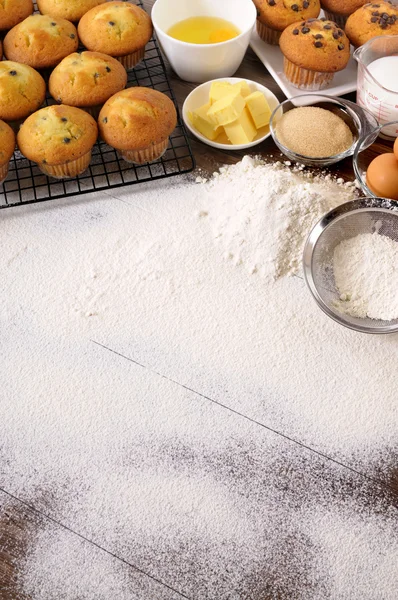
left=303, top=198, right=398, bottom=334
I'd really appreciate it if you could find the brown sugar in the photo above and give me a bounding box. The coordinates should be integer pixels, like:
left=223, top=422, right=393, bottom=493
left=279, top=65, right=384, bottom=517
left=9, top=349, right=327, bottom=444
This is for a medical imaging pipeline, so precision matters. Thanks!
left=275, top=106, right=353, bottom=158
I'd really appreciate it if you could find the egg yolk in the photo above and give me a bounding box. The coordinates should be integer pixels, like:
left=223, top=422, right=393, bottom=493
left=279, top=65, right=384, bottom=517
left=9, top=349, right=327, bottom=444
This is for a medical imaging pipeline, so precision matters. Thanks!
left=394, top=136, right=398, bottom=162
left=366, top=153, right=398, bottom=200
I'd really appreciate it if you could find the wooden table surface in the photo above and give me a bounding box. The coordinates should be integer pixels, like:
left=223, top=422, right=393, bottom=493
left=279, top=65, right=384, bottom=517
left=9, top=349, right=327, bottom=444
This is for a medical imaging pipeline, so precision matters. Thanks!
left=1, top=2, right=397, bottom=599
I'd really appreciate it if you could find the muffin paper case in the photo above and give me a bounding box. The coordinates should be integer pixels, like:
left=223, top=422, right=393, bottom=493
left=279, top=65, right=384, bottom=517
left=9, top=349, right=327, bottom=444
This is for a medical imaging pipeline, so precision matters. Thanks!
left=321, top=10, right=347, bottom=28
left=116, top=47, right=146, bottom=70
left=283, top=57, right=334, bottom=90
left=17, top=105, right=98, bottom=180
left=39, top=150, right=93, bottom=179
left=280, top=19, right=350, bottom=91
left=120, top=138, right=169, bottom=165
left=253, top=0, right=322, bottom=46
left=256, top=19, right=281, bottom=45
left=98, top=87, right=177, bottom=165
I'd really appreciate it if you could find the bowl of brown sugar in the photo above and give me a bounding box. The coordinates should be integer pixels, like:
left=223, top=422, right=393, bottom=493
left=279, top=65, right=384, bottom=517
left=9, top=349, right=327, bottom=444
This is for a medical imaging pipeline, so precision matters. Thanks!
left=270, top=94, right=378, bottom=167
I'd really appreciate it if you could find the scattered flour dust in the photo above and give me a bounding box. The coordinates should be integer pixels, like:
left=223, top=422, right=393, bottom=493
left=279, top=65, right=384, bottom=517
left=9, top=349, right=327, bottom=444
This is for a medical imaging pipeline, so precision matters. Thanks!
left=202, top=156, right=356, bottom=279
left=333, top=232, right=398, bottom=320
left=0, top=158, right=397, bottom=600
left=304, top=503, right=398, bottom=600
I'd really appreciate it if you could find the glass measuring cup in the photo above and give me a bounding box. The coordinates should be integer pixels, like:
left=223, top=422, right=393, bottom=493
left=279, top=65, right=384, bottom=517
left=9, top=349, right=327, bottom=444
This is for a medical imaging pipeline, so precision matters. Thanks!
left=354, top=35, right=398, bottom=139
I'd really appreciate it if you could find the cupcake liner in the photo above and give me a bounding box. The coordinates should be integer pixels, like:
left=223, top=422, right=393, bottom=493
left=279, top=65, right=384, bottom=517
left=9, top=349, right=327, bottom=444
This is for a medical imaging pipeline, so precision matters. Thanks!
left=256, top=19, right=281, bottom=45
left=283, top=57, right=334, bottom=90
left=120, top=138, right=169, bottom=165
left=116, top=47, right=145, bottom=71
left=321, top=10, right=348, bottom=28
left=0, top=161, right=10, bottom=183
left=39, top=150, right=93, bottom=179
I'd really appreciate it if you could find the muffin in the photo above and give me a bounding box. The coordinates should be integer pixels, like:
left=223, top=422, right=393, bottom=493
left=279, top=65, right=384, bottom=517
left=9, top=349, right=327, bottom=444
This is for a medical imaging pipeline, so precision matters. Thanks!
left=0, top=120, right=16, bottom=183
left=37, top=0, right=107, bottom=23
left=279, top=19, right=350, bottom=89
left=345, top=1, right=398, bottom=47
left=17, top=105, right=98, bottom=178
left=0, top=0, right=33, bottom=31
left=252, top=0, right=321, bottom=45
left=78, top=2, right=153, bottom=70
left=98, top=87, right=177, bottom=164
left=3, top=14, right=79, bottom=70
left=49, top=51, right=127, bottom=117
left=320, top=0, right=367, bottom=27
left=0, top=61, right=46, bottom=124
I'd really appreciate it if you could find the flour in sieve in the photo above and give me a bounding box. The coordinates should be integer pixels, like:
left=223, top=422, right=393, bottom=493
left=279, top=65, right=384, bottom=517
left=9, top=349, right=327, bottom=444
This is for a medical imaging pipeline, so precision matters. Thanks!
left=333, top=232, right=398, bottom=320
left=202, top=156, right=356, bottom=280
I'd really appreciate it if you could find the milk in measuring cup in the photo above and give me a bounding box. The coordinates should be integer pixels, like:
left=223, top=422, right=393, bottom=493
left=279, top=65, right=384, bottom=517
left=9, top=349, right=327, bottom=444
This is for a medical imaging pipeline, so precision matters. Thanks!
left=357, top=55, right=398, bottom=138
left=367, top=57, right=398, bottom=92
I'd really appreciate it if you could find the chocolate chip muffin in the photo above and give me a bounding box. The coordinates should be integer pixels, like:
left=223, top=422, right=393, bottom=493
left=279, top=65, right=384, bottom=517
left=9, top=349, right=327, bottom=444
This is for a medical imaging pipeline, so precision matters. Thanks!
left=0, top=0, right=33, bottom=31
left=279, top=19, right=350, bottom=89
left=0, top=61, right=46, bottom=123
left=37, top=0, right=106, bottom=23
left=78, top=2, right=153, bottom=70
left=3, top=14, right=78, bottom=69
left=320, top=0, right=367, bottom=27
left=345, top=1, right=398, bottom=47
left=0, top=120, right=16, bottom=182
left=252, top=0, right=321, bottom=45
left=17, top=104, right=98, bottom=178
left=98, top=87, right=177, bottom=164
left=49, top=51, right=127, bottom=118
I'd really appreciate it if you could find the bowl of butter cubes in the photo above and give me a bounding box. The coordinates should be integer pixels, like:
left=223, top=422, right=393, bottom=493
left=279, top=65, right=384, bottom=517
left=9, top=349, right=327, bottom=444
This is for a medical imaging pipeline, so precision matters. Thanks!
left=182, top=77, right=280, bottom=150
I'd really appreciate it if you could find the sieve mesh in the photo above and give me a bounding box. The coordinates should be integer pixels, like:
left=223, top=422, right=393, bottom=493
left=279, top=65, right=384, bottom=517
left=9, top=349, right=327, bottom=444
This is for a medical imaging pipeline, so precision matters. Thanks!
left=305, top=202, right=398, bottom=333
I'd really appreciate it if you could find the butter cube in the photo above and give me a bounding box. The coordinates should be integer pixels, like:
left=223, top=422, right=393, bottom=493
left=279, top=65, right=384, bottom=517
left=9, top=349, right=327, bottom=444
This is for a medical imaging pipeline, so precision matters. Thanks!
left=207, top=90, right=246, bottom=126
left=245, top=91, right=272, bottom=129
left=189, top=102, right=221, bottom=141
left=232, top=80, right=252, bottom=98
left=215, top=129, right=230, bottom=145
left=224, top=107, right=257, bottom=144
left=209, top=81, right=233, bottom=104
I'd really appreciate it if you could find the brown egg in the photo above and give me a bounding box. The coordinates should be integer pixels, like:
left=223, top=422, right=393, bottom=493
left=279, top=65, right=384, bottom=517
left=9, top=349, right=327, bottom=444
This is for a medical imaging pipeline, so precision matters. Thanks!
left=366, top=153, right=398, bottom=200
left=394, top=136, right=398, bottom=161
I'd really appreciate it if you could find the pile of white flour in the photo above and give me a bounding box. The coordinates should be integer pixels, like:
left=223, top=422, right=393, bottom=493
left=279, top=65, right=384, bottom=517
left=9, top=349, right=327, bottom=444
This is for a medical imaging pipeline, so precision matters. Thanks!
left=334, top=232, right=398, bottom=320
left=202, top=156, right=356, bottom=280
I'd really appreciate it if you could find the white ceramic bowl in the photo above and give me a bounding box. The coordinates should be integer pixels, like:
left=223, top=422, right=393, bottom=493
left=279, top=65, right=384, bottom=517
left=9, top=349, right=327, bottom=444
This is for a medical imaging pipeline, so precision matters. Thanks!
left=182, top=77, right=280, bottom=150
left=151, top=0, right=257, bottom=83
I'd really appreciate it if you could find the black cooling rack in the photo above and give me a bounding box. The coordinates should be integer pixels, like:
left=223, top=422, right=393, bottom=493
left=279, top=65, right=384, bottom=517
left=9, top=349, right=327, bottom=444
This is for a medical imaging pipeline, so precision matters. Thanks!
left=0, top=8, right=196, bottom=209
